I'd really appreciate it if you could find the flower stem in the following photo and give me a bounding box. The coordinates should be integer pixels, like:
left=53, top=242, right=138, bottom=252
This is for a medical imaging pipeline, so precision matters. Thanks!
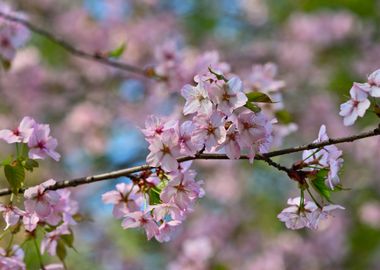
left=33, top=238, right=45, bottom=270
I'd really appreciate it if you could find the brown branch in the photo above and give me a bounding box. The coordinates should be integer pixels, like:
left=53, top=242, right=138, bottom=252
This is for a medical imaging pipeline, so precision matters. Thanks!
left=0, top=11, right=163, bottom=79
left=0, top=125, right=378, bottom=196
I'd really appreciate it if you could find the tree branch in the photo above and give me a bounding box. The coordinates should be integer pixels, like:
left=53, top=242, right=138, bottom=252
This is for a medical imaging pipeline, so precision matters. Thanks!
left=0, top=125, right=378, bottom=196
left=0, top=11, right=162, bottom=79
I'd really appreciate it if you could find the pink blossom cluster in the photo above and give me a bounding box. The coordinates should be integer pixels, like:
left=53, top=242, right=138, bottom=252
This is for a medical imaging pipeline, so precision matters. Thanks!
left=339, top=68, right=380, bottom=126
left=102, top=71, right=275, bottom=241
left=302, top=125, right=343, bottom=189
left=0, top=116, right=60, bottom=161
left=102, top=165, right=204, bottom=242
left=0, top=245, right=25, bottom=270
left=0, top=2, right=30, bottom=63
left=0, top=180, right=78, bottom=257
left=277, top=197, right=344, bottom=230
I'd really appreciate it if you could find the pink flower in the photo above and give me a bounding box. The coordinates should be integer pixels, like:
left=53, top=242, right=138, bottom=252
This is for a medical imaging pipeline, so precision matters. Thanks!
left=0, top=245, right=25, bottom=270
left=150, top=203, right=184, bottom=222
left=277, top=197, right=344, bottom=230
left=213, top=77, right=247, bottom=115
left=22, top=212, right=39, bottom=232
left=40, top=225, right=70, bottom=256
left=178, top=121, right=202, bottom=156
left=237, top=111, right=272, bottom=147
left=277, top=197, right=318, bottom=230
left=302, top=125, right=343, bottom=189
left=339, top=83, right=371, bottom=126
left=219, top=124, right=242, bottom=159
left=141, top=115, right=177, bottom=141
left=0, top=204, right=24, bottom=230
left=155, top=220, right=181, bottom=243
left=160, top=171, right=203, bottom=210
left=181, top=81, right=213, bottom=116
left=24, top=179, right=62, bottom=225
left=102, top=183, right=142, bottom=218
left=367, top=69, right=380, bottom=97
left=121, top=211, right=159, bottom=240
left=28, top=124, right=60, bottom=161
left=307, top=204, right=345, bottom=230
left=0, top=116, right=35, bottom=144
left=192, top=111, right=226, bottom=151
left=146, top=129, right=180, bottom=172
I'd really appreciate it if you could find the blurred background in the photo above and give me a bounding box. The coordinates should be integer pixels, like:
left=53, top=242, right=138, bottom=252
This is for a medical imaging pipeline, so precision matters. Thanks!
left=1, top=0, right=380, bottom=269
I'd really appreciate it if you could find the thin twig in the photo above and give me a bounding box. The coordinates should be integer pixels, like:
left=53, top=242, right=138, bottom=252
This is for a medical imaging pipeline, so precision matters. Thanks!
left=0, top=126, right=378, bottom=196
left=0, top=11, right=162, bottom=79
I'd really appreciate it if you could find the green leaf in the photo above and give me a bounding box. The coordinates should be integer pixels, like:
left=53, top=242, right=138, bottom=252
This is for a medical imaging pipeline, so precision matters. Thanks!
left=56, top=240, right=67, bottom=262
left=4, top=161, right=25, bottom=193
left=246, top=92, right=273, bottom=103
left=149, top=189, right=161, bottom=205
left=61, top=233, right=74, bottom=248
left=22, top=159, right=39, bottom=172
left=310, top=169, right=332, bottom=202
left=244, top=102, right=261, bottom=113
left=275, top=109, right=293, bottom=124
left=208, top=67, right=228, bottom=82
left=107, top=43, right=126, bottom=59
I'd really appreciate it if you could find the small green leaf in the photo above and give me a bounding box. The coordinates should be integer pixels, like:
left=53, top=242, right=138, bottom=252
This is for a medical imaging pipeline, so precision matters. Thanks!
left=22, top=159, right=39, bottom=172
left=107, top=42, right=126, bottom=59
left=310, top=169, right=332, bottom=202
left=244, top=102, right=261, bottom=113
left=208, top=67, right=228, bottom=82
left=4, top=161, right=25, bottom=193
left=149, top=189, right=161, bottom=205
left=275, top=109, right=293, bottom=124
left=61, top=233, right=74, bottom=248
left=246, top=92, right=273, bottom=103
left=56, top=240, right=67, bottom=262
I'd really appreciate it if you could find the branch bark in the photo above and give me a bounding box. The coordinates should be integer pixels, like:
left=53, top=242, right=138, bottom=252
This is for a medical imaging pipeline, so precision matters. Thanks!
left=0, top=126, right=378, bottom=196
left=0, top=11, right=162, bottom=79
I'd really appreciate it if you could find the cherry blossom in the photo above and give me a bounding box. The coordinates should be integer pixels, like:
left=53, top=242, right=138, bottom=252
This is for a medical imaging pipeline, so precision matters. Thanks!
left=40, top=225, right=70, bottom=256
left=192, top=111, right=227, bottom=152
left=0, top=116, right=35, bottom=144
left=28, top=123, right=60, bottom=161
left=367, top=68, right=380, bottom=97
left=0, top=204, right=24, bottom=230
left=277, top=197, right=319, bottom=230
left=160, top=171, right=204, bottom=210
left=213, top=76, right=247, bottom=115
left=181, top=81, right=213, bottom=116
left=178, top=121, right=202, bottom=156
left=102, top=183, right=142, bottom=218
left=146, top=129, right=180, bottom=172
left=0, top=245, right=25, bottom=270
left=339, top=83, right=371, bottom=126
left=141, top=115, right=177, bottom=141
left=155, top=220, right=181, bottom=243
left=302, top=125, right=343, bottom=189
left=122, top=211, right=159, bottom=240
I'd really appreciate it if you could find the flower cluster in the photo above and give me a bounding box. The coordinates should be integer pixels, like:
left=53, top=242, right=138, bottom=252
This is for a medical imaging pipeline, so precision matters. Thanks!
left=102, top=70, right=275, bottom=241
left=0, top=245, right=25, bottom=270
left=277, top=197, right=344, bottom=230
left=302, top=125, right=344, bottom=189
left=0, top=3, right=29, bottom=64
left=0, top=180, right=78, bottom=255
left=0, top=116, right=60, bottom=161
left=277, top=124, right=345, bottom=230
left=339, top=69, right=380, bottom=126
